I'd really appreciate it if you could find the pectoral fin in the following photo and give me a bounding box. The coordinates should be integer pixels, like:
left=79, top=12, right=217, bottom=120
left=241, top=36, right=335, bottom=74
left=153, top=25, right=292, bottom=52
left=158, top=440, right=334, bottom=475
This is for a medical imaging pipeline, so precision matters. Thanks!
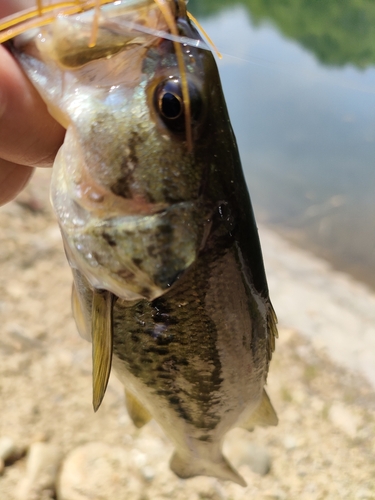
left=72, top=282, right=90, bottom=341
left=125, top=390, right=152, bottom=428
left=241, top=389, right=278, bottom=431
left=92, top=289, right=114, bottom=412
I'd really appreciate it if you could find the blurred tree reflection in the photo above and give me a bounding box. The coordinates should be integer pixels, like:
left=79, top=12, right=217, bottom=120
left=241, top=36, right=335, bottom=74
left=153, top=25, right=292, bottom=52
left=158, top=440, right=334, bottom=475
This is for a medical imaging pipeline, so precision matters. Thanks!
left=189, top=0, right=375, bottom=68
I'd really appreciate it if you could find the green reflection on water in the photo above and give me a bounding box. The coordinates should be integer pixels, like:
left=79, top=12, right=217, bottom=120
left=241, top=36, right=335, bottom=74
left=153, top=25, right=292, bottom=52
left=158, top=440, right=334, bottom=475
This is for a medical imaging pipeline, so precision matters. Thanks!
left=189, top=0, right=375, bottom=68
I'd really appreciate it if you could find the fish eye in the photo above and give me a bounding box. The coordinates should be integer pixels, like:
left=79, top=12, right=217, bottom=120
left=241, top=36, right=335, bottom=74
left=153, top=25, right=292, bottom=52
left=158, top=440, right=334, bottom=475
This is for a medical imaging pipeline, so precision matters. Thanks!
left=160, top=89, right=183, bottom=120
left=154, top=77, right=202, bottom=132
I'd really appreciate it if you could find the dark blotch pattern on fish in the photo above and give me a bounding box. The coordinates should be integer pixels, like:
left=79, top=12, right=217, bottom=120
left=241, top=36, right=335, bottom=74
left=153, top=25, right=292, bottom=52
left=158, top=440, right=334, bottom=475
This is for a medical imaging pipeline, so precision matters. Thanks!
left=112, top=241, right=227, bottom=431
left=110, top=131, right=140, bottom=199
left=102, top=232, right=117, bottom=247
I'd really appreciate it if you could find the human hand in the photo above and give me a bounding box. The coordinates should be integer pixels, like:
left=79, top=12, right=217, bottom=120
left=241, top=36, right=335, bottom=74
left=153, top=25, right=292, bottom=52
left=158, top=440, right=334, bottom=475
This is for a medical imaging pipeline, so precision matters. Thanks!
left=0, top=1, right=66, bottom=206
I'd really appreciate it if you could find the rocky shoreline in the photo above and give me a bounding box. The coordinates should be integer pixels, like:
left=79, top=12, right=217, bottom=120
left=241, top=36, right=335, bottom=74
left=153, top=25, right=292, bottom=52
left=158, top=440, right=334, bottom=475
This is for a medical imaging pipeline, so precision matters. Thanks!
left=0, top=170, right=374, bottom=499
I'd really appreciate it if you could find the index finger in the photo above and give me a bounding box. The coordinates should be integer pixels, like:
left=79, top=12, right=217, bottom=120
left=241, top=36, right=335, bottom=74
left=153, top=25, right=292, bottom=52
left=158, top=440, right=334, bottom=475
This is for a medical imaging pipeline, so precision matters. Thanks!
left=0, top=45, right=65, bottom=168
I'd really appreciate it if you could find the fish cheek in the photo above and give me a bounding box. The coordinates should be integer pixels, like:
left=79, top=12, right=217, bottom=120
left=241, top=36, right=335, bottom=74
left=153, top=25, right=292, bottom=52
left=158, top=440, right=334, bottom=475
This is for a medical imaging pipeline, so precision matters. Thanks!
left=109, top=130, right=157, bottom=202
left=110, top=161, right=136, bottom=200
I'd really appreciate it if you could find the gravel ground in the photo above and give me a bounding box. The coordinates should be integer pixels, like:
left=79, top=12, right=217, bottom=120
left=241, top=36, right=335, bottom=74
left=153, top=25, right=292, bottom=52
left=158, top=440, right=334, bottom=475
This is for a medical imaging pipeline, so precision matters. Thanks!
left=0, top=169, right=374, bottom=500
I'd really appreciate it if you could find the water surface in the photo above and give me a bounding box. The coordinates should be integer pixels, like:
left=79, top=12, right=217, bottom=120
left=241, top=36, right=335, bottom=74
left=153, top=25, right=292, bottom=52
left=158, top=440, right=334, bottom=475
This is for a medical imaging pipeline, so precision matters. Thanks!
left=190, top=0, right=375, bottom=290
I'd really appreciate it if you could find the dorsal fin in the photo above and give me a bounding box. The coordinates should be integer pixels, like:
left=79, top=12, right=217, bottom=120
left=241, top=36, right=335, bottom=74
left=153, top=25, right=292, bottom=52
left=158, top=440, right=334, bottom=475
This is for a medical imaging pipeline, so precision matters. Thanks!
left=71, top=282, right=91, bottom=341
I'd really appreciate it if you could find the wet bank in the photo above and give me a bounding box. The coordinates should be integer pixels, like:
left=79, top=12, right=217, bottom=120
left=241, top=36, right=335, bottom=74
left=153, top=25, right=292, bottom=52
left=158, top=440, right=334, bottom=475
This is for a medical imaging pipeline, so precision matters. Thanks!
left=260, top=225, right=375, bottom=389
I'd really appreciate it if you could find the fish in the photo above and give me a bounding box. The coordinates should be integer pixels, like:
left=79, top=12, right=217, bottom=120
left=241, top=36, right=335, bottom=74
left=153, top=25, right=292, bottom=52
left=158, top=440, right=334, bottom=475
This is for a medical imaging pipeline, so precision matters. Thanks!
left=2, top=0, right=278, bottom=486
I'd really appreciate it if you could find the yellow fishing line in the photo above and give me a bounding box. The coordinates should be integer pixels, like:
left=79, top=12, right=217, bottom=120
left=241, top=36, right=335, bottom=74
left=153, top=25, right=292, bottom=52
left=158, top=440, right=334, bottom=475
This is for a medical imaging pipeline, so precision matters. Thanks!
left=187, top=11, right=222, bottom=60
left=0, top=0, right=114, bottom=42
left=0, top=15, right=59, bottom=42
left=0, top=0, right=195, bottom=153
left=37, top=0, right=43, bottom=16
left=153, top=0, right=193, bottom=152
left=88, top=0, right=102, bottom=48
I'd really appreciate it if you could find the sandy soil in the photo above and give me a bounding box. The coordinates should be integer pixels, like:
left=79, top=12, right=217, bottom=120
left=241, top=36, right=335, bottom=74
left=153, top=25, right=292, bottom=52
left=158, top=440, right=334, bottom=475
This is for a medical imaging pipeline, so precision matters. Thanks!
left=0, top=169, right=374, bottom=500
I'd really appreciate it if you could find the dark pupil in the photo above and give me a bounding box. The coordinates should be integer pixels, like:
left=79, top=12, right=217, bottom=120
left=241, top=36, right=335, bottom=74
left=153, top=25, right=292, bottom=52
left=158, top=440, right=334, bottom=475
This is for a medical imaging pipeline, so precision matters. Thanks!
left=154, top=77, right=202, bottom=133
left=161, top=92, right=182, bottom=119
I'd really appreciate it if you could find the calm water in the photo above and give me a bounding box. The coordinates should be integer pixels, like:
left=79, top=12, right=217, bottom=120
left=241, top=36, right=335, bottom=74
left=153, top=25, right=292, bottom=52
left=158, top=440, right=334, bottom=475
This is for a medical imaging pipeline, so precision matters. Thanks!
left=189, top=0, right=375, bottom=290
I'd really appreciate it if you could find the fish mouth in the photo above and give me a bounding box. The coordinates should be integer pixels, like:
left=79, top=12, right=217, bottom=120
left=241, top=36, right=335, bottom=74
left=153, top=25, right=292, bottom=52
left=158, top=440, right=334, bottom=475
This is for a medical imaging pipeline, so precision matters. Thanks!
left=61, top=199, right=211, bottom=302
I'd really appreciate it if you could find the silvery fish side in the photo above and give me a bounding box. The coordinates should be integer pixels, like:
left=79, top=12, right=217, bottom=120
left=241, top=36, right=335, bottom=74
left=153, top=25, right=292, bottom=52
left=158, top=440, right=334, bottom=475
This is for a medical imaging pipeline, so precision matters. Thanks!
left=11, top=0, right=278, bottom=486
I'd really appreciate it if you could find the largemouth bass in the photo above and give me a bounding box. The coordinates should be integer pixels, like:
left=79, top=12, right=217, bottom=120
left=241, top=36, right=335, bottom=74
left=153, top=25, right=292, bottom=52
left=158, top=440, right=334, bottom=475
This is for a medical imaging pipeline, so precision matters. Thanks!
left=3, top=0, right=278, bottom=486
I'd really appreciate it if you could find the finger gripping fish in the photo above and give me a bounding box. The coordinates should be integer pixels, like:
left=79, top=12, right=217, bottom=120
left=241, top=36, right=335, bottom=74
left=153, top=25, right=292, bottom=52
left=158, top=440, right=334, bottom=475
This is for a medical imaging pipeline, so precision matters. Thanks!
left=6, top=0, right=278, bottom=486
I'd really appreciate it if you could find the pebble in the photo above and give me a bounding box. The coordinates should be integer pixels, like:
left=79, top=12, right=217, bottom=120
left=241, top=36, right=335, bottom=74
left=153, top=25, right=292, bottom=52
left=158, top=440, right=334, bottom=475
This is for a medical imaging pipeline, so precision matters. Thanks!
left=283, top=435, right=298, bottom=451
left=355, top=487, right=374, bottom=499
left=224, top=432, right=272, bottom=476
left=141, top=465, right=155, bottom=481
left=328, top=402, right=361, bottom=439
left=0, top=436, right=25, bottom=473
left=262, top=491, right=287, bottom=500
left=16, top=442, right=61, bottom=500
left=57, top=442, right=144, bottom=500
left=310, top=396, right=324, bottom=413
left=245, top=444, right=272, bottom=475
left=4, top=324, right=42, bottom=351
left=0, top=437, right=17, bottom=463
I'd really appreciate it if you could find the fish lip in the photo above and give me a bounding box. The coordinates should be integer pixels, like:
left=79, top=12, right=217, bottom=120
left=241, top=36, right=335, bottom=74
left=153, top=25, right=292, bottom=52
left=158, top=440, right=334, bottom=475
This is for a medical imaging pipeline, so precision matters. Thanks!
left=64, top=198, right=206, bottom=229
left=95, top=199, right=199, bottom=224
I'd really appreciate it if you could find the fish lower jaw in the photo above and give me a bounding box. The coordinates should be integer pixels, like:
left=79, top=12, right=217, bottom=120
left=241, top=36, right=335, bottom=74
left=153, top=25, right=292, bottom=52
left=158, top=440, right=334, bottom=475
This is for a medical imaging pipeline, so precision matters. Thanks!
left=63, top=244, right=164, bottom=302
left=71, top=259, right=166, bottom=301
left=57, top=197, right=204, bottom=301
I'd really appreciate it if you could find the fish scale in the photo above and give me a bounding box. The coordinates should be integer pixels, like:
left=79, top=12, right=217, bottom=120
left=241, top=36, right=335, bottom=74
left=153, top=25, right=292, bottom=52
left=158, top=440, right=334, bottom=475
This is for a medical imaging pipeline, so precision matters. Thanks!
left=5, top=0, right=278, bottom=486
left=109, top=227, right=272, bottom=484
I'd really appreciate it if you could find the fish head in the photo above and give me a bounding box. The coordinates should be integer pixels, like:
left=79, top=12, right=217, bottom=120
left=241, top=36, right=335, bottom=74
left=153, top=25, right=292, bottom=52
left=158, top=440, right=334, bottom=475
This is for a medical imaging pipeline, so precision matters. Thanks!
left=13, top=0, right=238, bottom=301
